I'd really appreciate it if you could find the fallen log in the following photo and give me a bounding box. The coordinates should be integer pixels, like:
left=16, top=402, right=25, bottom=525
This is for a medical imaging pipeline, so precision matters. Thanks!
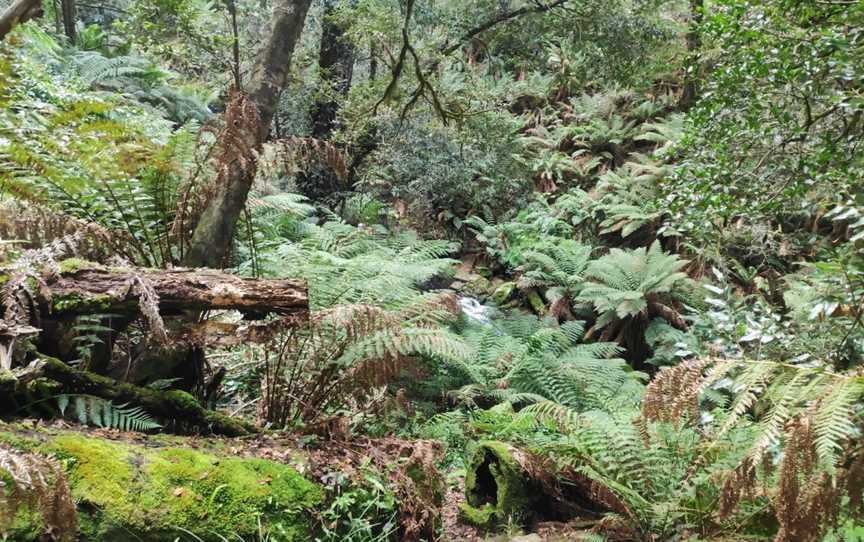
left=13, top=260, right=308, bottom=317
left=458, top=440, right=631, bottom=529
left=26, top=356, right=257, bottom=437
left=1, top=260, right=309, bottom=378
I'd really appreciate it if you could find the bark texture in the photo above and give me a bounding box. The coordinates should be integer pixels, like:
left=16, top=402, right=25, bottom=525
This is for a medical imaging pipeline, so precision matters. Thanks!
left=311, top=0, right=354, bottom=140
left=298, top=0, right=356, bottom=202
left=0, top=0, right=42, bottom=41
left=60, top=0, right=76, bottom=42
left=183, top=0, right=313, bottom=268
left=36, top=266, right=308, bottom=317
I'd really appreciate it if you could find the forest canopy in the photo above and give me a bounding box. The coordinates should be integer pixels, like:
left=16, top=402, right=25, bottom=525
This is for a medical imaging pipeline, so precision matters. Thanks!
left=0, top=0, right=863, bottom=541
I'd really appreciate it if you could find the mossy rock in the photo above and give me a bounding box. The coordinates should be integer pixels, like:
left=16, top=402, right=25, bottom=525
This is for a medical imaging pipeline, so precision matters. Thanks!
left=458, top=440, right=538, bottom=529
left=525, top=289, right=546, bottom=315
left=45, top=434, right=322, bottom=541
left=463, top=276, right=493, bottom=298
left=491, top=282, right=517, bottom=305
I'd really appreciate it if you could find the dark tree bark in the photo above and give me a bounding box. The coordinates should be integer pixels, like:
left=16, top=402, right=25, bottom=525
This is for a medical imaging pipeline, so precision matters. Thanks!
left=0, top=0, right=43, bottom=41
left=311, top=0, right=354, bottom=140
left=183, top=0, right=313, bottom=268
left=297, top=0, right=356, bottom=202
left=60, top=0, right=76, bottom=43
left=679, top=0, right=704, bottom=110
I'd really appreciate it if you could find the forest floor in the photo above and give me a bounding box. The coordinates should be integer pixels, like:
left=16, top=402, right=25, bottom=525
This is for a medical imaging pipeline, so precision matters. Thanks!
left=1, top=419, right=594, bottom=541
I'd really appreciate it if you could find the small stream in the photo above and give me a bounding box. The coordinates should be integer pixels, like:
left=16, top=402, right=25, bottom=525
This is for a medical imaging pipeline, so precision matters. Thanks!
left=458, top=296, right=493, bottom=324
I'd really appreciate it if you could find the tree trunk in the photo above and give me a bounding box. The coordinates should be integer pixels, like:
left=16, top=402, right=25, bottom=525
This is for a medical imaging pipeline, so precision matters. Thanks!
left=60, top=0, right=76, bottom=43
left=0, top=0, right=43, bottom=41
left=183, top=0, right=313, bottom=268
left=311, top=0, right=354, bottom=140
left=679, top=0, right=704, bottom=110
left=297, top=0, right=356, bottom=202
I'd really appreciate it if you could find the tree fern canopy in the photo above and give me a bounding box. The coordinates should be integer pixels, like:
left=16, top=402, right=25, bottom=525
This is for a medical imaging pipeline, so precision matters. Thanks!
left=581, top=240, right=691, bottom=328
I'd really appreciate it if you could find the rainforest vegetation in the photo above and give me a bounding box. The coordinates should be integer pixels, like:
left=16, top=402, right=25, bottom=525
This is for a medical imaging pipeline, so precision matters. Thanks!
left=0, top=0, right=863, bottom=540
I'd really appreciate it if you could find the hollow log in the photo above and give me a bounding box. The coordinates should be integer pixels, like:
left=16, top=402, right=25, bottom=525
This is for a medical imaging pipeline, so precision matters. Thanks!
left=26, top=263, right=308, bottom=317
left=27, top=356, right=257, bottom=437
left=458, top=440, right=631, bottom=529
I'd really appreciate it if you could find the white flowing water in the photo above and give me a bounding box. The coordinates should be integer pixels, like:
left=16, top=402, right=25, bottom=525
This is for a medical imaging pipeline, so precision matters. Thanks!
left=458, top=296, right=491, bottom=324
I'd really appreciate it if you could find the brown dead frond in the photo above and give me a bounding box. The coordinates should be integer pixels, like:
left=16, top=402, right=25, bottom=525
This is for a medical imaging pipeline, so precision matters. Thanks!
left=773, top=414, right=842, bottom=542
left=172, top=91, right=262, bottom=254
left=258, top=293, right=461, bottom=429
left=640, top=357, right=712, bottom=427
left=0, top=200, right=132, bottom=263
left=0, top=446, right=77, bottom=541
left=124, top=274, right=168, bottom=345
left=272, top=136, right=348, bottom=181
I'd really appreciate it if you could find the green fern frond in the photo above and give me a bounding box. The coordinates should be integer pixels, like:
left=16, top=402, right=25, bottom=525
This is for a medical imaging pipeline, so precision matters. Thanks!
left=56, top=394, right=161, bottom=432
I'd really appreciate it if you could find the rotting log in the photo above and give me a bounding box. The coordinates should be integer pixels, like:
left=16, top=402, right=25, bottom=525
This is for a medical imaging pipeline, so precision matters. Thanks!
left=459, top=440, right=631, bottom=529
left=30, top=263, right=308, bottom=317
left=28, top=356, right=257, bottom=437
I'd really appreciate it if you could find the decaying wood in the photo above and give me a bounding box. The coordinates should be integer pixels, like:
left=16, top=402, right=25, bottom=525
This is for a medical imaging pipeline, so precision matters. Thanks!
left=0, top=0, right=42, bottom=41
left=459, top=440, right=631, bottom=529
left=183, top=317, right=298, bottom=348
left=26, top=266, right=308, bottom=318
left=24, top=356, right=257, bottom=437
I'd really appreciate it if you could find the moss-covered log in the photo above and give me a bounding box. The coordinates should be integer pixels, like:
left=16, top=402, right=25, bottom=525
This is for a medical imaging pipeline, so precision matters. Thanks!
left=458, top=440, right=630, bottom=529
left=33, top=356, right=257, bottom=436
left=458, top=440, right=539, bottom=527
left=0, top=430, right=321, bottom=541
left=33, top=261, right=308, bottom=317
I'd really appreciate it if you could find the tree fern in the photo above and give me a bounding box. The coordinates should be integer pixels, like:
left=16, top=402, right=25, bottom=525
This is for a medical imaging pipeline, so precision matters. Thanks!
left=518, top=239, right=593, bottom=319
left=579, top=240, right=692, bottom=364
left=454, top=313, right=644, bottom=410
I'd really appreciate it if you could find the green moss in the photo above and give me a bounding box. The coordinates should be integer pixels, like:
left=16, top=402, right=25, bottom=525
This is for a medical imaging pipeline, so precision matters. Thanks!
left=491, top=281, right=516, bottom=305
left=457, top=501, right=496, bottom=526
left=46, top=434, right=322, bottom=541
left=460, top=440, right=537, bottom=529
left=526, top=289, right=546, bottom=315
left=51, top=292, right=114, bottom=312
left=0, top=430, right=39, bottom=452
left=0, top=467, right=46, bottom=541
left=57, top=258, right=103, bottom=274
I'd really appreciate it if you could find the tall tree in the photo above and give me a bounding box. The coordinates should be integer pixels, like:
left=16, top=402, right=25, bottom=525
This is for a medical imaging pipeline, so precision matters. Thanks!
left=297, top=0, right=355, bottom=202
left=60, top=0, right=76, bottom=43
left=679, top=0, right=704, bottom=110
left=182, top=0, right=314, bottom=268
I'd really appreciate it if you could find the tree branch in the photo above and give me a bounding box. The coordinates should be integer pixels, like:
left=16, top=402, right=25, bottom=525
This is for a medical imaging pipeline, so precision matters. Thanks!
left=440, top=0, right=570, bottom=56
